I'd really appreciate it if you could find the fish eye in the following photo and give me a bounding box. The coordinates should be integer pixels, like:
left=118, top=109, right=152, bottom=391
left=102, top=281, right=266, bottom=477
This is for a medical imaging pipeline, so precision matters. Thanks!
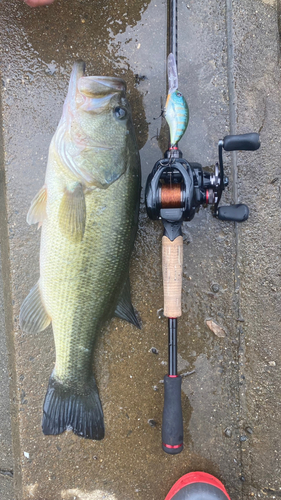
left=114, top=107, right=127, bottom=119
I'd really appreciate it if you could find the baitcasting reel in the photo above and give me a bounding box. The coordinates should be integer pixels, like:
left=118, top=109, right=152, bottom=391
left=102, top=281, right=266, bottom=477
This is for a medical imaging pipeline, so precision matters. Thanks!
left=146, top=132, right=260, bottom=240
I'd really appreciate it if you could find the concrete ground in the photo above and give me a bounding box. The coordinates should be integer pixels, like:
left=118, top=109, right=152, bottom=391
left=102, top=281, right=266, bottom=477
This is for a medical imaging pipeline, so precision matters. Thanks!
left=0, top=0, right=281, bottom=499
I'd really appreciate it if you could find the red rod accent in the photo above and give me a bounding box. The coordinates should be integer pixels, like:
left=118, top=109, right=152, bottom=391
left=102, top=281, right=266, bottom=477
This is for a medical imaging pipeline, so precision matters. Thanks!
left=168, top=375, right=178, bottom=378
left=163, top=443, right=183, bottom=449
left=206, top=189, right=209, bottom=203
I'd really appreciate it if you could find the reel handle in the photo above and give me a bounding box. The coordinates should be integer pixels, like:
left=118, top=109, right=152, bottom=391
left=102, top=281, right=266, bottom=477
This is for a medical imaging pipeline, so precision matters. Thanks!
left=223, top=133, right=260, bottom=151
left=162, top=375, right=183, bottom=454
left=215, top=132, right=260, bottom=221
left=218, top=204, right=249, bottom=222
left=162, top=235, right=183, bottom=318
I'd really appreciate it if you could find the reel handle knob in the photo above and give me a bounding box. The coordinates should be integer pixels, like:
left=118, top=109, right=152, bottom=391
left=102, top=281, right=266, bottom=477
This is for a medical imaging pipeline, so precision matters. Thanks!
left=218, top=204, right=249, bottom=222
left=223, top=133, right=260, bottom=152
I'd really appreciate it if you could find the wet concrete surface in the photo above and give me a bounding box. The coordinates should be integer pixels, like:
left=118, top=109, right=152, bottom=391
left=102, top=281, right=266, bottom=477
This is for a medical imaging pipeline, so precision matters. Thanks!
left=232, top=1, right=281, bottom=496
left=0, top=0, right=280, bottom=499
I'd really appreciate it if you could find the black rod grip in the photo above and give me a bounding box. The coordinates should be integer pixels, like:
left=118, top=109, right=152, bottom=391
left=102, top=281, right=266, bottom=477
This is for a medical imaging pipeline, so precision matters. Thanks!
left=162, top=375, right=183, bottom=454
left=223, top=133, right=260, bottom=151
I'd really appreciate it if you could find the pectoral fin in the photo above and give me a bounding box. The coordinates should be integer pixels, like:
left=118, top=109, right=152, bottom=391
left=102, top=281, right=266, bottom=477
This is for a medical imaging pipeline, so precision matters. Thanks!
left=19, top=281, right=51, bottom=334
left=114, top=277, right=141, bottom=329
left=26, top=185, right=47, bottom=227
left=58, top=183, right=86, bottom=242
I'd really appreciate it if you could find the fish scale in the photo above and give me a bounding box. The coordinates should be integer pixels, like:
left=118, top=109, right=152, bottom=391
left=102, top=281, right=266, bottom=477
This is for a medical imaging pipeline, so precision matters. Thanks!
left=41, top=173, right=137, bottom=386
left=20, top=62, right=141, bottom=440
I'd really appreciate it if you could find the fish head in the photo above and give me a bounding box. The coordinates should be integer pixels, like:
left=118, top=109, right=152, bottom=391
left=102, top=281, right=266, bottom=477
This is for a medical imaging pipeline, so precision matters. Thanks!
left=77, top=75, right=132, bottom=146
left=54, top=62, right=138, bottom=188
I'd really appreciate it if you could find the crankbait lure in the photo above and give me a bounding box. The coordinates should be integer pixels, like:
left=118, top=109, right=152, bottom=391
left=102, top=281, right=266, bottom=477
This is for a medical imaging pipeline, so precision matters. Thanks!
left=164, top=53, right=189, bottom=147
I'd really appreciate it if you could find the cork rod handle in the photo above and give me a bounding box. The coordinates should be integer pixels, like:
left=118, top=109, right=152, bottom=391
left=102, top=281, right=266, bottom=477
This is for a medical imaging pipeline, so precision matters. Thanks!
left=162, top=235, right=183, bottom=318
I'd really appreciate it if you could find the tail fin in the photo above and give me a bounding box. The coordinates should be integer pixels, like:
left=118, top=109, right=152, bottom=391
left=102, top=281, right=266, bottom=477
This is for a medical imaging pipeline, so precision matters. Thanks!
left=42, top=374, right=104, bottom=440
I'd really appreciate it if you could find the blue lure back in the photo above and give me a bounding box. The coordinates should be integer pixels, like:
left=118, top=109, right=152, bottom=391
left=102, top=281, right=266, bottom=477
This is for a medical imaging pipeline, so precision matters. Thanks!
left=164, top=90, right=189, bottom=147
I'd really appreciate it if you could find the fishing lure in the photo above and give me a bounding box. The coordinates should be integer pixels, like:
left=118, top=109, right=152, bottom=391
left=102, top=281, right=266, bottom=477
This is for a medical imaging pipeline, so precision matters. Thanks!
left=164, top=53, right=189, bottom=147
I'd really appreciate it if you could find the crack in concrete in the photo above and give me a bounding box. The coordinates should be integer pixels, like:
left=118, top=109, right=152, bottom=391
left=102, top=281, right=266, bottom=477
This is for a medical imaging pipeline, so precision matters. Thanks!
left=258, top=97, right=267, bottom=135
left=0, top=73, right=22, bottom=499
left=262, top=489, right=281, bottom=497
left=277, top=0, right=281, bottom=44
left=0, top=469, right=13, bottom=478
left=226, top=0, right=245, bottom=496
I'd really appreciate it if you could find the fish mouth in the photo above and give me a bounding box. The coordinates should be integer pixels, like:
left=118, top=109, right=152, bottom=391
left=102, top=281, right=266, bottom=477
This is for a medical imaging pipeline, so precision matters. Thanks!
left=67, top=60, right=86, bottom=100
left=68, top=62, right=126, bottom=113
left=66, top=62, right=126, bottom=107
left=78, top=75, right=126, bottom=98
left=67, top=61, right=126, bottom=97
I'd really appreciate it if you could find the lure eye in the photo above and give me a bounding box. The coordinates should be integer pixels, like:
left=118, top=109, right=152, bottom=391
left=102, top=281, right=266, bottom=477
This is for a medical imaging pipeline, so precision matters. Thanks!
left=114, top=107, right=127, bottom=119
left=176, top=91, right=182, bottom=97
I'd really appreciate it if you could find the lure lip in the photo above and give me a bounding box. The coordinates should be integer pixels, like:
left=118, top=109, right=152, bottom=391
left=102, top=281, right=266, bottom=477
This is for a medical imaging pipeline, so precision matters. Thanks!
left=167, top=52, right=178, bottom=94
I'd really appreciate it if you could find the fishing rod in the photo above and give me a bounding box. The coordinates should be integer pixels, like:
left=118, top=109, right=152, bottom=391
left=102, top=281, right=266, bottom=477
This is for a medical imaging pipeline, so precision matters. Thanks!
left=169, top=0, right=177, bottom=65
left=145, top=0, right=261, bottom=454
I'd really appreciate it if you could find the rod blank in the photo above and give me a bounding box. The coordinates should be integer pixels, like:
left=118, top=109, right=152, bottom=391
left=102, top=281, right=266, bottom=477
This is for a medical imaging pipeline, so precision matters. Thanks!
left=169, top=0, right=178, bottom=66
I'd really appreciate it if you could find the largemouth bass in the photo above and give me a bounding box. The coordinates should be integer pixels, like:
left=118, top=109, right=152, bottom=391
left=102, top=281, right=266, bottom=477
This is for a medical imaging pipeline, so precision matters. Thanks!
left=20, top=61, right=141, bottom=440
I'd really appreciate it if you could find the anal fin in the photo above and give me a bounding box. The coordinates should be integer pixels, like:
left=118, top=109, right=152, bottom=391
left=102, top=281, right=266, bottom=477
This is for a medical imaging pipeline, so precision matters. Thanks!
left=114, top=276, right=141, bottom=329
left=59, top=183, right=86, bottom=242
left=27, top=185, right=47, bottom=227
left=20, top=281, right=51, bottom=333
